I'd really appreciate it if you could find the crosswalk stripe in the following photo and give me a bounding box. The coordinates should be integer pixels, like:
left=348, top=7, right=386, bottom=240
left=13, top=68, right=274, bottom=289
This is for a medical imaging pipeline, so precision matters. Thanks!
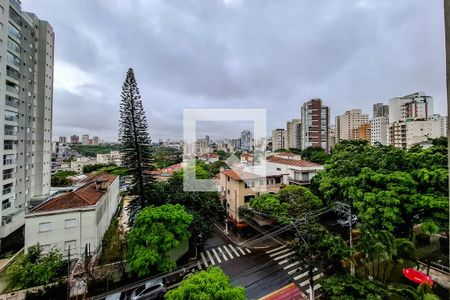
left=200, top=252, right=208, bottom=267
left=269, top=247, right=291, bottom=257
left=245, top=248, right=251, bottom=254
left=218, top=247, right=228, bottom=261
left=278, top=259, right=289, bottom=265
left=299, top=273, right=323, bottom=287
left=206, top=250, right=215, bottom=265
left=284, top=261, right=300, bottom=270
left=236, top=246, right=246, bottom=255
left=197, top=261, right=202, bottom=270
left=228, top=244, right=240, bottom=257
left=293, top=268, right=319, bottom=281
left=223, top=245, right=233, bottom=259
left=304, top=283, right=322, bottom=294
left=266, top=245, right=286, bottom=254
left=212, top=248, right=222, bottom=263
left=274, top=251, right=295, bottom=261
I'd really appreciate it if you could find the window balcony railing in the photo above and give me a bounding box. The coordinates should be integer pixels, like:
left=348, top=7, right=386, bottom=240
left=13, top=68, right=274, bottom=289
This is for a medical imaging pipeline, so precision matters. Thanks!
left=3, top=173, right=13, bottom=180
left=6, top=69, right=20, bottom=81
left=2, top=188, right=12, bottom=195
left=2, top=202, right=11, bottom=210
left=8, top=25, right=21, bottom=41
left=3, top=159, right=15, bottom=166
left=9, top=0, right=21, bottom=12
left=5, top=115, right=18, bottom=122
left=6, top=85, right=19, bottom=95
left=4, top=129, right=17, bottom=136
left=5, top=97, right=19, bottom=108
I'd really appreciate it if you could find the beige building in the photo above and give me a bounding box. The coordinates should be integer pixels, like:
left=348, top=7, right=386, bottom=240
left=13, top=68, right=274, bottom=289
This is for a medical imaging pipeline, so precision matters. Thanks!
left=271, top=129, right=286, bottom=151
left=335, top=109, right=369, bottom=142
left=71, top=157, right=96, bottom=174
left=219, top=168, right=288, bottom=227
left=266, top=156, right=323, bottom=185
left=25, top=174, right=120, bottom=259
left=286, top=119, right=301, bottom=149
left=96, top=151, right=123, bottom=166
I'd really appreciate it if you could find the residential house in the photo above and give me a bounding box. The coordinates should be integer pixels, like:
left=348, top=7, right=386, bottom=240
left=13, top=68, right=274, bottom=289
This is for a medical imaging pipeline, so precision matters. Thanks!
left=266, top=156, right=323, bottom=185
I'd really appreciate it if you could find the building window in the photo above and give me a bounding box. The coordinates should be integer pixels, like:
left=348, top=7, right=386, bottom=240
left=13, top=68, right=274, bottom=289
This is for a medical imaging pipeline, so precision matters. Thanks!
left=41, top=244, right=51, bottom=254
left=65, top=219, right=76, bottom=229
left=244, top=181, right=255, bottom=188
left=64, top=240, right=76, bottom=253
left=38, top=222, right=51, bottom=232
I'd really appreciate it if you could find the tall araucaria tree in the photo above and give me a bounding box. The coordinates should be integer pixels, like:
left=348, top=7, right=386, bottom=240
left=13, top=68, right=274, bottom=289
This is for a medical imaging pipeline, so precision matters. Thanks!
left=119, top=68, right=153, bottom=216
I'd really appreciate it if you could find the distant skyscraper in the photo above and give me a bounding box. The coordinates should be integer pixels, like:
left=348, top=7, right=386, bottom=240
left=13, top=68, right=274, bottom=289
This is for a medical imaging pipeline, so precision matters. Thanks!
left=370, top=116, right=389, bottom=145
left=82, top=134, right=90, bottom=145
left=301, top=98, right=330, bottom=152
left=93, top=136, right=99, bottom=145
left=372, top=103, right=389, bottom=118
left=70, top=135, right=79, bottom=144
left=59, top=136, right=67, bottom=144
left=388, top=92, right=433, bottom=123
left=0, top=1, right=54, bottom=246
left=271, top=129, right=285, bottom=151
left=240, top=130, right=252, bottom=151
left=286, top=119, right=301, bottom=149
left=335, top=109, right=369, bottom=142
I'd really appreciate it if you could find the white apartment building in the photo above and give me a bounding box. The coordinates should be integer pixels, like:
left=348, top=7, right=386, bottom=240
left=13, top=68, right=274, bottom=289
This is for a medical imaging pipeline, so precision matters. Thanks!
left=370, top=116, right=389, bottom=145
left=96, top=151, right=123, bottom=166
left=388, top=92, right=433, bottom=123
left=240, top=130, right=252, bottom=151
left=271, top=129, right=285, bottom=151
left=335, top=109, right=369, bottom=142
left=286, top=119, right=301, bottom=149
left=405, top=116, right=447, bottom=148
left=71, top=157, right=96, bottom=174
left=81, top=134, right=89, bottom=145
left=0, top=0, right=54, bottom=248
left=25, top=174, right=120, bottom=259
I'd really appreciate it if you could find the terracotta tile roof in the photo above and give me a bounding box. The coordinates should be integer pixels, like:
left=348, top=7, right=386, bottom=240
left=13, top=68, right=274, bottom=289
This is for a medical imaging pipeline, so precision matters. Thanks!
left=33, top=174, right=117, bottom=212
left=221, top=169, right=261, bottom=181
left=199, top=153, right=219, bottom=158
left=150, top=163, right=183, bottom=176
left=275, top=152, right=299, bottom=158
left=267, top=156, right=322, bottom=167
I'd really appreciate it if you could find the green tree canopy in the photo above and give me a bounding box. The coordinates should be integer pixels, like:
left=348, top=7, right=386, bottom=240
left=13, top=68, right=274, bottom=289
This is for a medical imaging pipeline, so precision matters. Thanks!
left=127, top=204, right=192, bottom=277
left=300, top=146, right=330, bottom=164
left=165, top=267, right=245, bottom=300
left=7, top=245, right=64, bottom=290
left=51, top=170, right=77, bottom=187
left=321, top=274, right=387, bottom=300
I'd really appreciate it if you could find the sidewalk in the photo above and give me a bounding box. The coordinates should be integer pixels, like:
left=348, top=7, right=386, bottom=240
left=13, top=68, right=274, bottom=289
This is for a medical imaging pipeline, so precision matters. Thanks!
left=215, top=222, right=283, bottom=250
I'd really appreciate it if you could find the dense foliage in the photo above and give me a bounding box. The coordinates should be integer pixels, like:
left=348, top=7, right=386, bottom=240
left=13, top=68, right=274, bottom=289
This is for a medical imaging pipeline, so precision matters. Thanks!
left=300, top=146, right=330, bottom=164
left=7, top=245, right=64, bottom=290
left=151, top=146, right=182, bottom=169
left=165, top=267, right=246, bottom=300
left=50, top=170, right=77, bottom=187
left=70, top=144, right=122, bottom=157
left=247, top=185, right=322, bottom=223
left=311, top=140, right=448, bottom=238
left=321, top=274, right=387, bottom=299
left=150, top=164, right=223, bottom=244
left=127, top=204, right=192, bottom=277
left=119, top=68, right=154, bottom=213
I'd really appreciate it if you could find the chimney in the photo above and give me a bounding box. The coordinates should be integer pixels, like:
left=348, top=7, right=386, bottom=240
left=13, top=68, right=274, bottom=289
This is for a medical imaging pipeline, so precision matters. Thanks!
left=95, top=179, right=108, bottom=191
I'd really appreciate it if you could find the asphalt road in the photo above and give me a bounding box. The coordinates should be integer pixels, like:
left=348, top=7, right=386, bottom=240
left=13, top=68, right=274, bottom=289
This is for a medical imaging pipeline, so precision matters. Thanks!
left=203, top=231, right=293, bottom=299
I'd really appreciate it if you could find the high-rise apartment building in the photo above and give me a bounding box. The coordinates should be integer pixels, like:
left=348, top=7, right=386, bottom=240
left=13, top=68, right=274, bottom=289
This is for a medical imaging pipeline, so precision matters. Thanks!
left=58, top=136, right=66, bottom=144
left=271, top=129, right=285, bottom=151
left=81, top=134, right=89, bottom=145
left=388, top=92, right=433, bottom=123
left=300, top=98, right=329, bottom=152
left=240, top=130, right=252, bottom=151
left=92, top=136, right=99, bottom=146
left=370, top=116, right=389, bottom=145
left=335, top=109, right=369, bottom=142
left=70, top=135, right=79, bottom=144
left=372, top=103, right=389, bottom=118
left=0, top=0, right=54, bottom=247
left=328, top=124, right=336, bottom=150
left=353, top=123, right=371, bottom=142
left=286, top=119, right=301, bottom=149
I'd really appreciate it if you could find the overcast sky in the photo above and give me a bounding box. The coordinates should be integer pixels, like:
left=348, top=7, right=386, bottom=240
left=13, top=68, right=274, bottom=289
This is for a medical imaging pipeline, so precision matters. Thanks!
left=23, top=0, right=446, bottom=142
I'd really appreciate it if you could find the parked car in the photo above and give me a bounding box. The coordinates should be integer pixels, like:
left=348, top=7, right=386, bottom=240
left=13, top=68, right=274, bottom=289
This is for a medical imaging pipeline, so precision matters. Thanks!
left=130, top=279, right=167, bottom=300
left=104, top=291, right=125, bottom=300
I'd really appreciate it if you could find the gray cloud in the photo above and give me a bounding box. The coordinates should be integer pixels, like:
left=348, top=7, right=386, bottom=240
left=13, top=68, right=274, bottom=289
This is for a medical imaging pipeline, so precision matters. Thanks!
left=22, top=0, right=446, bottom=142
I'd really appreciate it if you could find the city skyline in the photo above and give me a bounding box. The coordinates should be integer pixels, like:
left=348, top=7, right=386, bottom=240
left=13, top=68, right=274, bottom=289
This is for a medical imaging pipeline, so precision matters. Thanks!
left=22, top=0, right=446, bottom=141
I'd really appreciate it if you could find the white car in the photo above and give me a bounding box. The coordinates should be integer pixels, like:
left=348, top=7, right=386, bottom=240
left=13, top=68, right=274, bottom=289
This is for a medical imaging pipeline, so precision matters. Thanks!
left=130, top=279, right=167, bottom=300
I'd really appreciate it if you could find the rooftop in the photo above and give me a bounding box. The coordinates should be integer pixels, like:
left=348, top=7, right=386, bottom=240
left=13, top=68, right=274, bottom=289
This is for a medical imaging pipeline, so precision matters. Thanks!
left=32, top=174, right=117, bottom=213
left=267, top=156, right=321, bottom=168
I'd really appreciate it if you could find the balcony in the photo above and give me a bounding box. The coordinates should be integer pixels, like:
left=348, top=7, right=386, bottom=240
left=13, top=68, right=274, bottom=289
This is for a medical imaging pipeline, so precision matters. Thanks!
left=0, top=208, right=24, bottom=239
left=6, top=85, right=19, bottom=95
left=6, top=67, right=20, bottom=81
left=8, top=24, right=22, bottom=41
left=3, top=159, right=15, bottom=166
left=5, top=96, right=19, bottom=108
left=288, top=178, right=311, bottom=185
left=9, top=0, right=21, bottom=13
